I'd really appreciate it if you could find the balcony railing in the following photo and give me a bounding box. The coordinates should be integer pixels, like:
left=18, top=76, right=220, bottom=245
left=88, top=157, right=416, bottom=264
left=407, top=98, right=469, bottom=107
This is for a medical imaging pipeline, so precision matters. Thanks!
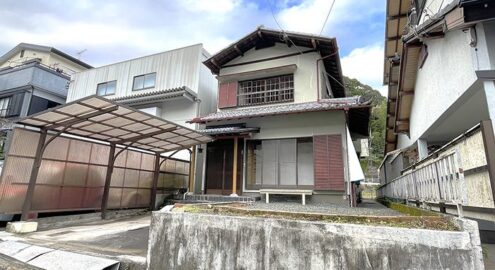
left=380, top=150, right=466, bottom=207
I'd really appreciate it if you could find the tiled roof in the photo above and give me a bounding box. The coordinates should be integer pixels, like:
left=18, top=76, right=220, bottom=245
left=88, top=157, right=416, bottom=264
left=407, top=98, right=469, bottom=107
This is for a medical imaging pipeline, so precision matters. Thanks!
left=203, top=27, right=345, bottom=98
left=197, top=127, right=260, bottom=135
left=110, top=86, right=196, bottom=102
left=190, top=97, right=370, bottom=123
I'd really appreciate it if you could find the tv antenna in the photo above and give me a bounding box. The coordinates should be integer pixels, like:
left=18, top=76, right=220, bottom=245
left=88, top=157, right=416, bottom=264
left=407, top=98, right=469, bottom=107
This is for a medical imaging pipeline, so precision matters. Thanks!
left=76, top=49, right=87, bottom=60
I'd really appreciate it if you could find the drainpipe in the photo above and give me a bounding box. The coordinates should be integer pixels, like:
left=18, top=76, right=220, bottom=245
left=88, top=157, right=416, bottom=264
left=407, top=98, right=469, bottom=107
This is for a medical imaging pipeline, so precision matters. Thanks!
left=316, top=49, right=339, bottom=101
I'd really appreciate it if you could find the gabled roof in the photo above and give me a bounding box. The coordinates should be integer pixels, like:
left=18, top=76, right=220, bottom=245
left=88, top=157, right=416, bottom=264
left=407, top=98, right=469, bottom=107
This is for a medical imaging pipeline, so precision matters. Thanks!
left=203, top=27, right=346, bottom=98
left=0, top=43, right=93, bottom=69
left=190, top=96, right=371, bottom=137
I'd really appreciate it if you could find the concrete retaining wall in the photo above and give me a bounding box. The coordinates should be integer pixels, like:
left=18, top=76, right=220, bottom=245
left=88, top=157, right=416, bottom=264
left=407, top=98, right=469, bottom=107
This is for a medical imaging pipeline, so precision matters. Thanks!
left=147, top=211, right=485, bottom=270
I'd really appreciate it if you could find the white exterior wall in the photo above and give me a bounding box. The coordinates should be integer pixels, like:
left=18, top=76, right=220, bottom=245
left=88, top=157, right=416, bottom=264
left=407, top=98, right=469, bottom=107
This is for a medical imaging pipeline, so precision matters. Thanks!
left=397, top=29, right=478, bottom=148
left=197, top=50, right=218, bottom=118
left=219, top=43, right=321, bottom=106
left=67, top=44, right=203, bottom=102
left=0, top=50, right=88, bottom=74
left=204, top=111, right=350, bottom=185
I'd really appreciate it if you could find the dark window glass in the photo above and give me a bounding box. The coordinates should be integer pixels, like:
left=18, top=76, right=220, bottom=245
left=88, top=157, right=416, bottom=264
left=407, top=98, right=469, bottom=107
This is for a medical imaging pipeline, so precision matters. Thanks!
left=133, top=72, right=156, bottom=91
left=28, top=96, right=59, bottom=115
left=0, top=97, right=11, bottom=117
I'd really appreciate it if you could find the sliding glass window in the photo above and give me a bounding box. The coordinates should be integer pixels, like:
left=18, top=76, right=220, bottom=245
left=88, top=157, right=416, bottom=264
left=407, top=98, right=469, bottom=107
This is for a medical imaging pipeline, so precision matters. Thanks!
left=245, top=138, right=314, bottom=190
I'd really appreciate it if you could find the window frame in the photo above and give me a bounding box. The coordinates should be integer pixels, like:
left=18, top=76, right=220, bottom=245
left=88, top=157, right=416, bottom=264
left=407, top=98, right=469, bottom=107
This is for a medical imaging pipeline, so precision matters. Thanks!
left=132, top=72, right=157, bottom=91
left=244, top=136, right=314, bottom=191
left=237, top=74, right=294, bottom=107
left=0, top=96, right=11, bottom=117
left=96, top=80, right=117, bottom=96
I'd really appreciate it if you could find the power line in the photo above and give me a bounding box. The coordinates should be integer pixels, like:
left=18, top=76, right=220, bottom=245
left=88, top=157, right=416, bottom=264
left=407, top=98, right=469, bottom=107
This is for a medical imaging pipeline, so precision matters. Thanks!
left=268, top=0, right=304, bottom=55
left=320, top=0, right=336, bottom=35
left=267, top=0, right=345, bottom=91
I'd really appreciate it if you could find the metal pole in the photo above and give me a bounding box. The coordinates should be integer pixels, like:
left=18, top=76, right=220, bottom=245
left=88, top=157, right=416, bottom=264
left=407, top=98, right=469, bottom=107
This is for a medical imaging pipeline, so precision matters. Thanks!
left=21, top=129, right=47, bottom=221
left=232, top=137, right=238, bottom=196
left=150, top=152, right=160, bottom=211
left=101, top=143, right=116, bottom=219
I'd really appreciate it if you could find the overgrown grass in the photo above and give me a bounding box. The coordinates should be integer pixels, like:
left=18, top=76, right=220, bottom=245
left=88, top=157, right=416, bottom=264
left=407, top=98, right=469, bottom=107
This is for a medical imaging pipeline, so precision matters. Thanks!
left=174, top=203, right=459, bottom=231
left=379, top=199, right=438, bottom=216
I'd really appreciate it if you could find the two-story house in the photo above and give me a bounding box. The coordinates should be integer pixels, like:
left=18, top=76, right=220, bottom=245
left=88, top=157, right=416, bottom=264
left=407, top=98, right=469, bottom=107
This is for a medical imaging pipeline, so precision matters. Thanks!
left=0, top=43, right=92, bottom=124
left=380, top=0, right=495, bottom=242
left=190, top=28, right=371, bottom=204
left=67, top=44, right=217, bottom=161
left=0, top=43, right=92, bottom=157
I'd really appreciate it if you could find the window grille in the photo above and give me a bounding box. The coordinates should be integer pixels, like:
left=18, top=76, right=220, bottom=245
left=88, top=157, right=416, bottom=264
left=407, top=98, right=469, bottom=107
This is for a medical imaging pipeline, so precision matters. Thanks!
left=238, top=74, right=294, bottom=106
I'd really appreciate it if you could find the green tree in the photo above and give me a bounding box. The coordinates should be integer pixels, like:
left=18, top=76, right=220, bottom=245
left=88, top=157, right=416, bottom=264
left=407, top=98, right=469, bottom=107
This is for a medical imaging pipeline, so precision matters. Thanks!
left=344, top=76, right=386, bottom=177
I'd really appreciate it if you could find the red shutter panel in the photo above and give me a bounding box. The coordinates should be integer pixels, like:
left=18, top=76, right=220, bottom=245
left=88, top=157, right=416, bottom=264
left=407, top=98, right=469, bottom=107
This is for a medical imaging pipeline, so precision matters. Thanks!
left=227, top=81, right=238, bottom=107
left=218, top=82, right=238, bottom=108
left=218, top=83, right=230, bottom=109
left=313, top=134, right=345, bottom=191
left=314, top=135, right=331, bottom=190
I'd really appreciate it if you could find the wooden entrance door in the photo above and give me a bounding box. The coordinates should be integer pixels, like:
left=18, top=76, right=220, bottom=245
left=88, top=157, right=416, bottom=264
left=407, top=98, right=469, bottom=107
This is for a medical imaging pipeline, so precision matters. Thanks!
left=205, top=138, right=243, bottom=195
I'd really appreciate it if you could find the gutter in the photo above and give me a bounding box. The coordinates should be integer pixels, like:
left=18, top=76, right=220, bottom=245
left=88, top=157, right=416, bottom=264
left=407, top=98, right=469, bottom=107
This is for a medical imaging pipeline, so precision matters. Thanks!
left=403, top=0, right=460, bottom=43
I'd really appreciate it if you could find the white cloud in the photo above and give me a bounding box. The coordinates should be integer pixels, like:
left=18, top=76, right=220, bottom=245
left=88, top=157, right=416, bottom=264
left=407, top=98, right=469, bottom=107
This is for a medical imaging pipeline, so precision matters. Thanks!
left=277, top=0, right=383, bottom=34
left=179, top=0, right=240, bottom=13
left=341, top=44, right=387, bottom=96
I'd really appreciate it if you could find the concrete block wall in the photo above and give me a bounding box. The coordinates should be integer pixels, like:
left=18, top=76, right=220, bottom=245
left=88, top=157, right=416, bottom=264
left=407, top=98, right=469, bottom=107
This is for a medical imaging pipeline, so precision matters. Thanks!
left=147, top=211, right=484, bottom=270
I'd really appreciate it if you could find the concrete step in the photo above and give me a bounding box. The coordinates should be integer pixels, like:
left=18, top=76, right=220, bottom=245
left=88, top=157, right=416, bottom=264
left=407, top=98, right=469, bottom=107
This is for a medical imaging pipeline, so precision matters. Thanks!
left=178, top=194, right=260, bottom=204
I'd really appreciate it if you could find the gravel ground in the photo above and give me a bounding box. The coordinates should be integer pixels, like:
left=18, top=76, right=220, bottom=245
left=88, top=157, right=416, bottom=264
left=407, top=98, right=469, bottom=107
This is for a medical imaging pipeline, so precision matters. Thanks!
left=247, top=199, right=403, bottom=216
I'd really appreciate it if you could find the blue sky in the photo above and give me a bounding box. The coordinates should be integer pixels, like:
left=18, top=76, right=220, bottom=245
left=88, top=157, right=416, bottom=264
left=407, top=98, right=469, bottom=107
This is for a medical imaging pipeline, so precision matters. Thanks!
left=0, top=0, right=387, bottom=94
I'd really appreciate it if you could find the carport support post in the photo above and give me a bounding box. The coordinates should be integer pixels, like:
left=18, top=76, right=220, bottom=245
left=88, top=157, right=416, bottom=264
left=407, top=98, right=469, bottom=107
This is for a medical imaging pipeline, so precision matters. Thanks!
left=150, top=152, right=160, bottom=211
left=21, top=128, right=47, bottom=221
left=101, top=143, right=116, bottom=219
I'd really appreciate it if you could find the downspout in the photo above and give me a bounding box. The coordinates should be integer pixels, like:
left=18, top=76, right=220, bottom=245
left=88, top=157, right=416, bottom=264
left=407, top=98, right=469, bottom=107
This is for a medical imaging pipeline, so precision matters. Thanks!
left=316, top=49, right=339, bottom=101
left=344, top=108, right=353, bottom=206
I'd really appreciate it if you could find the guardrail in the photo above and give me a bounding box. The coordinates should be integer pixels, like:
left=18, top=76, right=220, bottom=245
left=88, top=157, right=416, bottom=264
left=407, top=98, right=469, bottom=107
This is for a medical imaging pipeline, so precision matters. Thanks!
left=379, top=150, right=467, bottom=216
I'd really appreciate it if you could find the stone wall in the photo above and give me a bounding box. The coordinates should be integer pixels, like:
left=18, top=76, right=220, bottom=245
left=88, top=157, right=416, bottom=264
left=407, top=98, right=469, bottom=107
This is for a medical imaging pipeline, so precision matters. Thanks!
left=147, top=211, right=485, bottom=270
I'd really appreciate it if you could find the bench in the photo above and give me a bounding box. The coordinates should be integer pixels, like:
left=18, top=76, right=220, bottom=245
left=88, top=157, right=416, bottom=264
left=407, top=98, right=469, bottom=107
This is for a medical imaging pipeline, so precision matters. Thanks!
left=259, top=189, right=313, bottom=205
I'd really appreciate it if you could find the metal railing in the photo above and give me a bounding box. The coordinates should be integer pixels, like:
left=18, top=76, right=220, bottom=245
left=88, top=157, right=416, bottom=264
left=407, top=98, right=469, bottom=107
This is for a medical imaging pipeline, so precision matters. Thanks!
left=379, top=150, right=467, bottom=216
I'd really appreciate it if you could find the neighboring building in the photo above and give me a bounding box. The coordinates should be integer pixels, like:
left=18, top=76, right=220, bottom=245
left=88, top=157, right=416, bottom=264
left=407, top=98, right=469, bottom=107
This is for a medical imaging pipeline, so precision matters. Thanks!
left=66, top=44, right=217, bottom=160
left=380, top=0, right=495, bottom=242
left=0, top=43, right=92, bottom=75
left=0, top=43, right=92, bottom=127
left=190, top=27, right=371, bottom=204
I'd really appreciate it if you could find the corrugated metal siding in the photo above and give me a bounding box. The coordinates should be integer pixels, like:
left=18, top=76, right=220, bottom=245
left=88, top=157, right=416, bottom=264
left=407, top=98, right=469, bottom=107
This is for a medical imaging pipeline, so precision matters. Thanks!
left=67, top=44, right=203, bottom=102
left=0, top=128, right=190, bottom=214
left=314, top=134, right=345, bottom=191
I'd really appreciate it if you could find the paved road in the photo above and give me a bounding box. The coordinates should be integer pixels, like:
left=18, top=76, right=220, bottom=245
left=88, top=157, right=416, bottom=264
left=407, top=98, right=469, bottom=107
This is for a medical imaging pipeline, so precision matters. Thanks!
left=0, top=214, right=150, bottom=258
left=485, top=244, right=495, bottom=270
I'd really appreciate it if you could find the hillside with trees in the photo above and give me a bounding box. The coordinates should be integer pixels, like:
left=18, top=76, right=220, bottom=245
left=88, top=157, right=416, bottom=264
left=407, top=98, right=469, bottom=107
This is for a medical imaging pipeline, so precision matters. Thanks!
left=344, top=76, right=386, bottom=178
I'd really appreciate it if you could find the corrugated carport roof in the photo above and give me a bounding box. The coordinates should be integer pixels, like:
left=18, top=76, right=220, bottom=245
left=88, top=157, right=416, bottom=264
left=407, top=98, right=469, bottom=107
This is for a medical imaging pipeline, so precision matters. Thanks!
left=17, top=95, right=211, bottom=153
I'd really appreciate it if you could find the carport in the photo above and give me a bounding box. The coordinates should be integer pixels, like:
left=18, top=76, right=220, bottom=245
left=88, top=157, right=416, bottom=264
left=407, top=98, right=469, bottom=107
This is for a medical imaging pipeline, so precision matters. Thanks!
left=15, top=95, right=211, bottom=221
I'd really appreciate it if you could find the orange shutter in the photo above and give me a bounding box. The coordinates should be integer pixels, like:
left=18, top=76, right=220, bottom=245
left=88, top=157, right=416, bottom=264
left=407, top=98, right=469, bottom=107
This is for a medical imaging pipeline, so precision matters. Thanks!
left=313, top=134, right=345, bottom=191
left=218, top=82, right=238, bottom=108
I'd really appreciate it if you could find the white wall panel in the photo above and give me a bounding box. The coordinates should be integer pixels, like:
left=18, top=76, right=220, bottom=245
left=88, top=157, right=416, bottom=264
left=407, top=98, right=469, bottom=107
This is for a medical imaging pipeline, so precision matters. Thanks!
left=67, top=44, right=203, bottom=102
